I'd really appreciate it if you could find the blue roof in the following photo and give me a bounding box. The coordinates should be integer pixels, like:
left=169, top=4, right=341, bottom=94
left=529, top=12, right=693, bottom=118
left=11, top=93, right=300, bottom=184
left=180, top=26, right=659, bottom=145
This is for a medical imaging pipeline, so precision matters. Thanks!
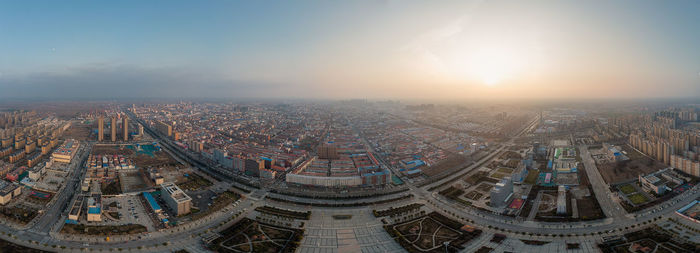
left=362, top=170, right=389, bottom=177
left=143, top=192, right=162, bottom=211
left=406, top=169, right=422, bottom=175
left=677, top=200, right=698, bottom=213
left=88, top=207, right=101, bottom=214
left=358, top=165, right=379, bottom=172
left=406, top=160, right=425, bottom=169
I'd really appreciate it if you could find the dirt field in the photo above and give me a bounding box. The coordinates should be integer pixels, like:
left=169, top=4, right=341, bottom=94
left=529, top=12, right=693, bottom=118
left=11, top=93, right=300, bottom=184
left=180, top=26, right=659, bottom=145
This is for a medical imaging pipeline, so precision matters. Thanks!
left=91, top=144, right=182, bottom=169
left=537, top=193, right=557, bottom=214
left=577, top=195, right=605, bottom=220
left=597, top=145, right=666, bottom=184
left=422, top=155, right=470, bottom=177
left=132, top=152, right=179, bottom=168
left=63, top=122, right=93, bottom=141
left=92, top=145, right=135, bottom=156
left=178, top=172, right=213, bottom=191
left=119, top=171, right=151, bottom=192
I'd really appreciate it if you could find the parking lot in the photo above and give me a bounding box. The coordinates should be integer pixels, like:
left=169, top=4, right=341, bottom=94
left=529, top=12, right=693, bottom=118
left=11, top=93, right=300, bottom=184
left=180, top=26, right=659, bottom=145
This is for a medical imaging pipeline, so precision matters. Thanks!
left=101, top=195, right=156, bottom=232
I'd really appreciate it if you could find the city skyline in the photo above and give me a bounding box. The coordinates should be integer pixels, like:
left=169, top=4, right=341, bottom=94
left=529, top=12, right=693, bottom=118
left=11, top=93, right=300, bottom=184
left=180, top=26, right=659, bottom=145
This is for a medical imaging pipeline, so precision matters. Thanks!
left=0, top=1, right=699, bottom=252
left=1, top=0, right=699, bottom=100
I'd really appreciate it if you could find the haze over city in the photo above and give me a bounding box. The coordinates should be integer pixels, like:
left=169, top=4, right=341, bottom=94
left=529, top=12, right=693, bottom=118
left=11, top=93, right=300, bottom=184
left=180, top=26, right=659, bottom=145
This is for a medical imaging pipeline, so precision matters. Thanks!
left=1, top=0, right=699, bottom=100
left=0, top=1, right=699, bottom=253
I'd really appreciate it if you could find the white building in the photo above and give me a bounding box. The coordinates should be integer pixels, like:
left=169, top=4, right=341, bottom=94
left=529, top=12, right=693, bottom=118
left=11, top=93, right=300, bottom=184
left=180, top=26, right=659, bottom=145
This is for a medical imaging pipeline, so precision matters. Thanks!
left=489, top=177, right=513, bottom=208
left=285, top=173, right=362, bottom=187
left=639, top=168, right=685, bottom=195
left=556, top=185, right=567, bottom=215
left=161, top=182, right=192, bottom=216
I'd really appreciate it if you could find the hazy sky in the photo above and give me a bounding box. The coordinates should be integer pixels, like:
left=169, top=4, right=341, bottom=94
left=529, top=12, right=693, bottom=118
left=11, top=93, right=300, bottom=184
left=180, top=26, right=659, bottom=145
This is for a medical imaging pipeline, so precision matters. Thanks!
left=1, top=0, right=698, bottom=100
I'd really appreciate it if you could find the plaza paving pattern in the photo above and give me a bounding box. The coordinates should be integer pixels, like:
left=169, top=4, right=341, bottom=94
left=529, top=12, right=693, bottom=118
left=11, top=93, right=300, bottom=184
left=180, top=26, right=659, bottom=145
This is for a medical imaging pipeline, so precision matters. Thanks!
left=298, top=208, right=404, bottom=253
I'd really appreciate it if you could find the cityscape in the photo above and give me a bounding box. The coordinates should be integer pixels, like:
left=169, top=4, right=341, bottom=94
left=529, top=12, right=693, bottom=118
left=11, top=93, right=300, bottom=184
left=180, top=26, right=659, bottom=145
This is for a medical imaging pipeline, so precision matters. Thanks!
left=0, top=1, right=699, bottom=253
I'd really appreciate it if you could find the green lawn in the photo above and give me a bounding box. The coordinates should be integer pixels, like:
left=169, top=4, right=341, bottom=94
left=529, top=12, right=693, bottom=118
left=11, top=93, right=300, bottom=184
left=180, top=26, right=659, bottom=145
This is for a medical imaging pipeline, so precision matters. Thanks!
left=627, top=193, right=649, bottom=205
left=524, top=170, right=539, bottom=184
left=491, top=173, right=507, bottom=179
left=619, top=184, right=637, bottom=195
left=496, top=168, right=514, bottom=174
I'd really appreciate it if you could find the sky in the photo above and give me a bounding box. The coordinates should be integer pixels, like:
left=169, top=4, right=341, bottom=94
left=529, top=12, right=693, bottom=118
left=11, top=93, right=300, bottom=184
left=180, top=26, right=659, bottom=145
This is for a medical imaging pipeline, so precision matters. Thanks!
left=0, top=0, right=698, bottom=100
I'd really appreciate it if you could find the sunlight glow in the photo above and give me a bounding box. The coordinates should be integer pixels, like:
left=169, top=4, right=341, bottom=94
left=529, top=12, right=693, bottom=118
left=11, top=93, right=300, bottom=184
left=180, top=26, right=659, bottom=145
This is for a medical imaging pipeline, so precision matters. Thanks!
left=474, top=48, right=517, bottom=85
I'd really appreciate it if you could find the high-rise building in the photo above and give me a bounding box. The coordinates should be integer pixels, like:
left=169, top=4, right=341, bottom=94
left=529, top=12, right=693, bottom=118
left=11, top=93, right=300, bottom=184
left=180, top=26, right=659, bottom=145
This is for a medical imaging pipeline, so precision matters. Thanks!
left=97, top=116, right=104, bottom=141
left=489, top=177, right=513, bottom=207
left=155, top=121, right=172, bottom=137
left=122, top=116, right=129, bottom=141
left=671, top=155, right=700, bottom=177
left=111, top=116, right=117, bottom=142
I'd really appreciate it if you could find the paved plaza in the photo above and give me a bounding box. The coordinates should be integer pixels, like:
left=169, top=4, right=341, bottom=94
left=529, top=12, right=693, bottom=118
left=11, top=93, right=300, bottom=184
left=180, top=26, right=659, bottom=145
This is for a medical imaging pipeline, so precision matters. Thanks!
left=298, top=207, right=404, bottom=253
left=463, top=231, right=600, bottom=253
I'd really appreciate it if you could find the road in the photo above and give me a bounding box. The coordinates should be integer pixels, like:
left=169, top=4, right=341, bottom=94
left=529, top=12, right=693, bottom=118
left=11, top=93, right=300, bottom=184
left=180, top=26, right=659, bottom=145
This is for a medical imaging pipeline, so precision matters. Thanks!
left=579, top=145, right=628, bottom=220
left=421, top=115, right=539, bottom=190
left=29, top=142, right=91, bottom=234
left=1, top=112, right=698, bottom=252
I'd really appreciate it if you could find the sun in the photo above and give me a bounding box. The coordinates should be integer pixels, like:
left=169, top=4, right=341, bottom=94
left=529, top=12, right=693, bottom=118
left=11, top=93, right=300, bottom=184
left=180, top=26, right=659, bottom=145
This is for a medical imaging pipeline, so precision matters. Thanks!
left=479, top=67, right=504, bottom=86
left=441, top=44, right=527, bottom=86
left=472, top=48, right=518, bottom=86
